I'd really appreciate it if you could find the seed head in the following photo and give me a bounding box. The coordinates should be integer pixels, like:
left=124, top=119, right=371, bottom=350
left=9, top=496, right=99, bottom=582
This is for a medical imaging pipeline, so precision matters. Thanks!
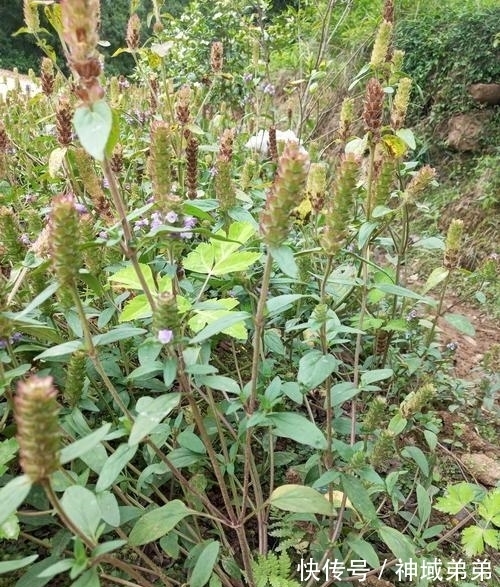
left=210, top=41, right=224, bottom=73
left=15, top=376, right=60, bottom=483
left=444, top=219, right=464, bottom=270
left=126, top=13, right=141, bottom=51
left=370, top=20, right=393, bottom=69
left=391, top=77, right=412, bottom=130
left=49, top=193, right=82, bottom=288
left=363, top=78, right=385, bottom=138
left=260, top=142, right=309, bottom=247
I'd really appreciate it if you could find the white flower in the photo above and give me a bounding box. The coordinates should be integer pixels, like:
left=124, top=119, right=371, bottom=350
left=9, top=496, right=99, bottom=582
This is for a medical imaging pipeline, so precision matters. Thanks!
left=244, top=129, right=308, bottom=156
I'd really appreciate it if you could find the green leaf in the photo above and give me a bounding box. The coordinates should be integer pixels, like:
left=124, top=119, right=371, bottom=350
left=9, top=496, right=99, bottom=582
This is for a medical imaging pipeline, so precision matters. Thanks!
left=96, top=444, right=138, bottom=492
left=37, top=560, right=75, bottom=578
left=96, top=491, right=120, bottom=527
left=189, top=300, right=248, bottom=341
left=71, top=567, right=100, bottom=587
left=422, top=267, right=449, bottom=293
left=183, top=223, right=260, bottom=276
left=73, top=101, right=113, bottom=161
left=412, top=237, right=445, bottom=250
left=109, top=264, right=156, bottom=291
left=388, top=412, right=407, bottom=435
left=443, top=313, right=476, bottom=336
left=377, top=525, right=416, bottom=560
left=129, top=394, right=180, bottom=446
left=461, top=526, right=487, bottom=557
left=434, top=483, right=477, bottom=515
left=0, top=555, right=38, bottom=575
left=212, top=251, right=262, bottom=276
left=298, top=351, right=338, bottom=390
left=35, top=340, right=82, bottom=360
left=330, top=382, right=360, bottom=407
left=189, top=312, right=250, bottom=344
left=478, top=490, right=500, bottom=525
left=358, top=222, right=378, bottom=249
left=0, top=513, right=19, bottom=539
left=269, top=245, right=299, bottom=278
left=128, top=500, right=191, bottom=546
left=416, top=484, right=432, bottom=526
left=61, top=486, right=101, bottom=543
left=271, top=484, right=334, bottom=515
left=119, top=295, right=152, bottom=322
left=0, top=475, right=32, bottom=527
left=15, top=282, right=60, bottom=319
left=360, top=369, right=393, bottom=387
left=60, top=423, right=111, bottom=465
left=373, top=283, right=432, bottom=303
left=346, top=536, right=379, bottom=568
left=190, top=541, right=220, bottom=587
left=197, top=375, right=240, bottom=395
left=341, top=475, right=379, bottom=524
left=266, top=294, right=305, bottom=315
left=268, top=413, right=327, bottom=450
left=177, top=431, right=206, bottom=454
left=93, top=326, right=147, bottom=346
left=91, top=540, right=127, bottom=558
left=401, top=446, right=429, bottom=476
left=396, top=128, right=416, bottom=150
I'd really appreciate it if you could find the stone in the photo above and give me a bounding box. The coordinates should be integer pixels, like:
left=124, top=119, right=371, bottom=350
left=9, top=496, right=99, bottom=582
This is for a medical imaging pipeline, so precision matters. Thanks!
left=447, top=112, right=491, bottom=152
left=469, top=83, right=500, bottom=105
left=461, top=453, right=500, bottom=487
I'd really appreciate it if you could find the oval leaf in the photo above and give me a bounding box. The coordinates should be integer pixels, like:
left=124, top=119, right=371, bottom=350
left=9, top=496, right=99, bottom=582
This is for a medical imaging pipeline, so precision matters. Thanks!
left=0, top=475, right=32, bottom=527
left=270, top=485, right=334, bottom=516
left=190, top=541, right=220, bottom=587
left=268, top=413, right=327, bottom=449
left=73, top=101, right=112, bottom=161
left=128, top=500, right=190, bottom=546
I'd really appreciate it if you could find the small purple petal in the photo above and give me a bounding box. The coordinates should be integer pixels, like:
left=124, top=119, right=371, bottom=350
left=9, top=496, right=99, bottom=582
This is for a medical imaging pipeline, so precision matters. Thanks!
left=183, top=215, right=196, bottom=229
left=157, top=329, right=174, bottom=344
left=165, top=211, right=178, bottom=224
left=74, top=203, right=88, bottom=214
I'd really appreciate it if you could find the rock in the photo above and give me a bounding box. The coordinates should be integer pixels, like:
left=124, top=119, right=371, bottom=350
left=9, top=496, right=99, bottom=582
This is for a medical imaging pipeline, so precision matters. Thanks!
left=461, top=453, right=500, bottom=486
left=447, top=112, right=491, bottom=152
left=469, top=83, right=500, bottom=105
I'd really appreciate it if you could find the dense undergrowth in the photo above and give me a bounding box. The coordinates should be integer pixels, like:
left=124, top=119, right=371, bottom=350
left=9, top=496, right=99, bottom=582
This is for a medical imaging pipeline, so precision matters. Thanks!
left=0, top=1, right=498, bottom=586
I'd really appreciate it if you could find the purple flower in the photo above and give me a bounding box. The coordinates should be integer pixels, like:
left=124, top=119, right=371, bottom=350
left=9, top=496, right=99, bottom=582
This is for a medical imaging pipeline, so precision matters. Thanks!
left=147, top=195, right=155, bottom=204
left=262, top=83, right=275, bottom=96
left=165, top=211, right=178, bottom=224
left=180, top=231, right=193, bottom=239
left=157, top=329, right=174, bottom=344
left=150, top=212, right=163, bottom=230
left=134, top=218, right=149, bottom=231
left=0, top=339, right=7, bottom=349
left=183, top=216, right=196, bottom=229
left=243, top=73, right=253, bottom=83
left=102, top=177, right=110, bottom=189
left=10, top=332, right=22, bottom=343
left=98, top=231, right=108, bottom=240
left=209, top=166, right=218, bottom=177
left=74, top=203, right=88, bottom=214
left=406, top=309, right=418, bottom=321
left=19, top=233, right=31, bottom=246
left=446, top=341, right=458, bottom=352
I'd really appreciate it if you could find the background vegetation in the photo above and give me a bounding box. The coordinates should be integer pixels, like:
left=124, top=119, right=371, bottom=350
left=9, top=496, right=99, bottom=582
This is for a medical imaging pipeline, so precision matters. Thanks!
left=0, top=0, right=498, bottom=586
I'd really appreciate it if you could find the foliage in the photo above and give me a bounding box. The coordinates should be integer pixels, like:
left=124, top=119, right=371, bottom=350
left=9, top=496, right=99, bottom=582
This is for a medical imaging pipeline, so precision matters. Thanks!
left=395, top=6, right=500, bottom=121
left=0, top=1, right=498, bottom=587
left=435, top=484, right=500, bottom=557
